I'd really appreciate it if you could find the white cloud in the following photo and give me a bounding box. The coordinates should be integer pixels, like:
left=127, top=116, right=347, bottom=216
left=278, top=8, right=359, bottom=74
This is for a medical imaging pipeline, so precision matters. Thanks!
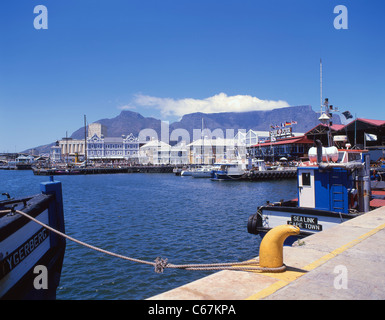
left=132, top=92, right=289, bottom=117
left=118, top=104, right=136, bottom=110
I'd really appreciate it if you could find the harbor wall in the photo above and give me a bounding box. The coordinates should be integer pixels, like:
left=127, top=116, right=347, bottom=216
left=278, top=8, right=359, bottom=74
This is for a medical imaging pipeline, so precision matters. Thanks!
left=33, top=166, right=175, bottom=175
left=148, top=205, right=385, bottom=300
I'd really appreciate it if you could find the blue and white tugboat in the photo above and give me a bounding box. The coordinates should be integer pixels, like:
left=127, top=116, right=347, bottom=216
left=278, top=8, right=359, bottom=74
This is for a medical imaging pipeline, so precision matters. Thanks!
left=248, top=140, right=372, bottom=244
left=0, top=177, right=66, bottom=299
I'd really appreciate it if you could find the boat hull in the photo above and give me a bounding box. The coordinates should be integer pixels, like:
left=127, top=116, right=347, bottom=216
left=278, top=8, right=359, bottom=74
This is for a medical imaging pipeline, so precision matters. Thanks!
left=211, top=171, right=244, bottom=181
left=192, top=172, right=212, bottom=178
left=0, top=180, right=66, bottom=300
left=191, top=169, right=213, bottom=178
left=248, top=205, right=358, bottom=243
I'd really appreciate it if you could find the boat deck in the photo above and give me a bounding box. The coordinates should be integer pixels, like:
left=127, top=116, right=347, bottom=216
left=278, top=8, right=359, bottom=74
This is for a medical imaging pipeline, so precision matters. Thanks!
left=148, top=205, right=385, bottom=300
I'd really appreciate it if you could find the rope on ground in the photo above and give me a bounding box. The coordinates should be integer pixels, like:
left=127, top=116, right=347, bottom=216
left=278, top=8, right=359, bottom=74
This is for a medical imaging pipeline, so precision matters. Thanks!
left=1, top=209, right=286, bottom=273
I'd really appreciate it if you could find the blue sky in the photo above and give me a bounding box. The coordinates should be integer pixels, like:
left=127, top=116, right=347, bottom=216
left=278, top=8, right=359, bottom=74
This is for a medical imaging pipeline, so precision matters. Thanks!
left=1, top=0, right=384, bottom=152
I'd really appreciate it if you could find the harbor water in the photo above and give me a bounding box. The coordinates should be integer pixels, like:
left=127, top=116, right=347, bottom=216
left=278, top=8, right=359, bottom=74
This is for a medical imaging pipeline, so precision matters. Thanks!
left=0, top=170, right=296, bottom=300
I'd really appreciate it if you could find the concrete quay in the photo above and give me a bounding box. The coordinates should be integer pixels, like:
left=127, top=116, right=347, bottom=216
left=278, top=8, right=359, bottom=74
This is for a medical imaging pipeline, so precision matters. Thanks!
left=32, top=165, right=174, bottom=175
left=148, top=205, right=385, bottom=300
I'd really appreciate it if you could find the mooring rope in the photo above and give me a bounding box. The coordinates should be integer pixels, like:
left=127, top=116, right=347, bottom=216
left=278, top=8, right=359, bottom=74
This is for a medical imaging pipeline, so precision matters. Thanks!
left=0, top=209, right=286, bottom=273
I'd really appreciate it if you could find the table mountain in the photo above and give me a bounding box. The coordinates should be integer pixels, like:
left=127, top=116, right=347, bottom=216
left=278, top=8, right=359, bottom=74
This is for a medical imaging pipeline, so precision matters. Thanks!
left=71, top=105, right=341, bottom=139
left=25, top=105, right=340, bottom=154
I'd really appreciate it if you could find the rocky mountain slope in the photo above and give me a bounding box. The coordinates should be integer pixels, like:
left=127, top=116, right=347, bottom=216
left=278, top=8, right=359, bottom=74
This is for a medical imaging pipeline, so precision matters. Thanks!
left=26, top=105, right=341, bottom=153
left=71, top=105, right=340, bottom=139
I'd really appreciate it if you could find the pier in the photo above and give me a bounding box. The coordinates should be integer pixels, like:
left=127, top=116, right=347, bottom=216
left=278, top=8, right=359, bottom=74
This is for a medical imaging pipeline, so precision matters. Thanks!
left=31, top=165, right=297, bottom=180
left=148, top=205, right=385, bottom=300
left=245, top=168, right=297, bottom=181
left=32, top=165, right=175, bottom=175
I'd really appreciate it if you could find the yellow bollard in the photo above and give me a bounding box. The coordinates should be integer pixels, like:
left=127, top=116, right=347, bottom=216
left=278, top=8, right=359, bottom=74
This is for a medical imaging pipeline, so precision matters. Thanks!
left=259, top=225, right=300, bottom=269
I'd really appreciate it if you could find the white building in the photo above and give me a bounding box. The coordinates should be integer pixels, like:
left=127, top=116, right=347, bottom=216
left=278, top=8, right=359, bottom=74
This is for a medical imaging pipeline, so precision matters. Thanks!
left=50, top=143, right=62, bottom=162
left=170, top=141, right=189, bottom=165
left=87, top=133, right=139, bottom=161
left=187, top=137, right=246, bottom=165
left=88, top=123, right=107, bottom=138
left=16, top=155, right=35, bottom=165
left=59, top=138, right=85, bottom=159
left=56, top=123, right=107, bottom=161
left=234, top=129, right=270, bottom=147
left=139, top=140, right=171, bottom=165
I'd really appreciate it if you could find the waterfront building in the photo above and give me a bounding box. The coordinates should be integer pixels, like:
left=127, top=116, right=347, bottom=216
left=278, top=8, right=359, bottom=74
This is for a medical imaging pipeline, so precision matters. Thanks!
left=0, top=153, right=18, bottom=162
left=87, top=133, right=139, bottom=161
left=49, top=116, right=385, bottom=165
left=55, top=123, right=107, bottom=161
left=58, top=138, right=85, bottom=160
left=234, top=130, right=270, bottom=147
left=337, top=118, right=385, bottom=148
left=139, top=139, right=171, bottom=165
left=170, top=141, right=189, bottom=165
left=249, top=135, right=314, bottom=161
left=303, top=118, right=385, bottom=161
left=248, top=117, right=385, bottom=162
left=88, top=123, right=107, bottom=138
left=15, top=155, right=35, bottom=165
left=187, top=137, right=246, bottom=165
left=333, top=118, right=385, bottom=161
left=305, top=123, right=345, bottom=148
left=50, top=142, right=62, bottom=163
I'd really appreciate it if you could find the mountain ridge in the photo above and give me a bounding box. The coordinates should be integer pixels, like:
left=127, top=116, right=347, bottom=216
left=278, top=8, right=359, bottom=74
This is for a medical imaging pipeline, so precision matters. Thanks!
left=71, top=105, right=340, bottom=139
left=26, top=105, right=341, bottom=153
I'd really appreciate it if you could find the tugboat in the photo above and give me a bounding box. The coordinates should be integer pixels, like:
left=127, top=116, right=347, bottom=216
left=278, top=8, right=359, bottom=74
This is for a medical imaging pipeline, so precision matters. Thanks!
left=0, top=177, right=66, bottom=299
left=247, top=140, right=373, bottom=244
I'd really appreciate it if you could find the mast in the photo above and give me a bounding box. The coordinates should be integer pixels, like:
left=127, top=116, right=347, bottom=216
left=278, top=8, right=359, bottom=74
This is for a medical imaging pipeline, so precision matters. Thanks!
left=65, top=130, right=68, bottom=166
left=84, top=115, right=88, bottom=165
left=201, top=118, right=204, bottom=165
left=319, top=59, right=322, bottom=114
left=318, top=59, right=331, bottom=147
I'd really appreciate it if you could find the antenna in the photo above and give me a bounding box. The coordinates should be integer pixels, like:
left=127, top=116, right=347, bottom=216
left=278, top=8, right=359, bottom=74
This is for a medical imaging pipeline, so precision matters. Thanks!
left=84, top=115, right=88, bottom=165
left=319, top=59, right=322, bottom=114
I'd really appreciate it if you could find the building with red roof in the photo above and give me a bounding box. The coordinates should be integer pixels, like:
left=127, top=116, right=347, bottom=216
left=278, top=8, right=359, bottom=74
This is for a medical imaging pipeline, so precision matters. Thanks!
left=247, top=117, right=385, bottom=161
left=248, top=134, right=314, bottom=161
left=339, top=118, right=385, bottom=147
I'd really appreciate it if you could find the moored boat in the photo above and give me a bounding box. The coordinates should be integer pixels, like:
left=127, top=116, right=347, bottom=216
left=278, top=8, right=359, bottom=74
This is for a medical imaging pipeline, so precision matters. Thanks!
left=0, top=177, right=66, bottom=299
left=247, top=140, right=377, bottom=244
left=180, top=168, right=193, bottom=176
left=173, top=167, right=183, bottom=176
left=211, top=161, right=246, bottom=181
left=191, top=166, right=214, bottom=178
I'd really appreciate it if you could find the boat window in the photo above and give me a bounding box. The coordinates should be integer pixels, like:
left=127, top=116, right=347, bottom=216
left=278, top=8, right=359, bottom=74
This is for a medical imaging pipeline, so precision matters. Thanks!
left=348, top=152, right=361, bottom=162
left=302, top=172, right=311, bottom=186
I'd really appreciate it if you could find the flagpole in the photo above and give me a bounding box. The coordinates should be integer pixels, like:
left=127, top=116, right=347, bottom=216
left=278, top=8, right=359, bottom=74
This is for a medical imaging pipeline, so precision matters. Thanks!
left=354, top=113, right=357, bottom=148
left=319, top=59, right=322, bottom=114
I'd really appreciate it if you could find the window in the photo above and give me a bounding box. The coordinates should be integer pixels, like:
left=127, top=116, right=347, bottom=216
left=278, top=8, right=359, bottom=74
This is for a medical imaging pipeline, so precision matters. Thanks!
left=348, top=152, right=361, bottom=162
left=302, top=172, right=311, bottom=186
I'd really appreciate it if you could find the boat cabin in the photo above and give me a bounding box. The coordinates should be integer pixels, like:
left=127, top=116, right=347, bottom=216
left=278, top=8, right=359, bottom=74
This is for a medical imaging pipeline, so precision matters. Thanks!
left=298, top=146, right=370, bottom=214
